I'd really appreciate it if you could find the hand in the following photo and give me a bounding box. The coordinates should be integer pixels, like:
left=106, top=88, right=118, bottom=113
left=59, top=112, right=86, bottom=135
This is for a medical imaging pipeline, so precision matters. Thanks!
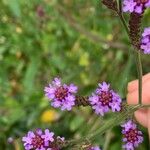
left=127, top=73, right=150, bottom=138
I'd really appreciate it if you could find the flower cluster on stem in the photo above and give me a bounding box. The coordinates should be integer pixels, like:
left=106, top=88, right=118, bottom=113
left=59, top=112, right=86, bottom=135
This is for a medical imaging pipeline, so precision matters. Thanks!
left=89, top=82, right=122, bottom=116
left=44, top=78, right=78, bottom=111
left=141, top=27, right=150, bottom=54
left=123, top=0, right=150, bottom=14
left=121, top=120, right=143, bottom=150
left=22, top=129, right=65, bottom=150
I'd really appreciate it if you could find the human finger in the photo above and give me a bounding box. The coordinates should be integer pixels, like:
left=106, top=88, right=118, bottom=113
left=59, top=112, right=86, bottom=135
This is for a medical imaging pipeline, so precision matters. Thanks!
left=127, top=73, right=150, bottom=93
left=127, top=82, right=150, bottom=104
left=134, top=109, right=148, bottom=128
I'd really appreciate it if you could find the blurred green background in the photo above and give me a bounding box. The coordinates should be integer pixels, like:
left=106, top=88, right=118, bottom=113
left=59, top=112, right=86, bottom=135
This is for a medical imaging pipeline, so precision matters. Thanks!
left=0, top=0, right=150, bottom=149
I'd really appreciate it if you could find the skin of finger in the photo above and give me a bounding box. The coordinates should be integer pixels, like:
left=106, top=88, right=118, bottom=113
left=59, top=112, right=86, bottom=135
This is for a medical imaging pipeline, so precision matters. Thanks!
left=134, top=109, right=148, bottom=128
left=127, top=82, right=150, bottom=104
left=127, top=73, right=150, bottom=93
left=148, top=109, right=150, bottom=139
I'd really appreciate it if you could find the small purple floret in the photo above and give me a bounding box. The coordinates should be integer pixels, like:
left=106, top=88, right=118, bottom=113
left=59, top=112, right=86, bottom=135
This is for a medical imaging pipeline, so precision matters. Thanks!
left=121, top=120, right=143, bottom=150
left=89, top=146, right=101, bottom=150
left=86, top=145, right=101, bottom=150
left=89, top=82, right=122, bottom=116
left=44, top=77, right=78, bottom=111
left=141, top=27, right=150, bottom=54
left=123, top=0, right=150, bottom=14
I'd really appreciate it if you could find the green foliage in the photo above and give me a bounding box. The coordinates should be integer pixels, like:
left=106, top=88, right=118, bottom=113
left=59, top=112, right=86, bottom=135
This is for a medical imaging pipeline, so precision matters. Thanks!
left=0, top=0, right=149, bottom=149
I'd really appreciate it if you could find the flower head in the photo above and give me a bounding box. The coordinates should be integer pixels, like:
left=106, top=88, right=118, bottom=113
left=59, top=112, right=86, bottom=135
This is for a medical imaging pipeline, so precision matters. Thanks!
left=7, top=137, right=14, bottom=144
left=123, top=0, right=150, bottom=14
left=84, top=145, right=101, bottom=150
left=121, top=120, right=143, bottom=150
left=85, top=145, right=101, bottom=150
left=44, top=77, right=78, bottom=111
left=141, top=27, right=150, bottom=54
left=22, top=129, right=64, bottom=150
left=36, top=5, right=45, bottom=18
left=89, top=82, right=122, bottom=116
left=88, top=146, right=101, bottom=150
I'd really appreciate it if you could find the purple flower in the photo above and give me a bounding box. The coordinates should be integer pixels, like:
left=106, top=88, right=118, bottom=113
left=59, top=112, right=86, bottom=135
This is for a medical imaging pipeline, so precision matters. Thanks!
left=36, top=5, right=45, bottom=18
left=7, top=137, right=14, bottom=144
left=42, top=129, right=54, bottom=145
left=44, top=77, right=78, bottom=111
left=89, top=82, right=122, bottom=116
left=141, top=27, right=150, bottom=54
left=89, top=146, right=101, bottom=150
left=123, top=0, right=150, bottom=14
left=86, top=146, right=101, bottom=150
left=121, top=120, right=143, bottom=150
left=22, top=129, right=55, bottom=150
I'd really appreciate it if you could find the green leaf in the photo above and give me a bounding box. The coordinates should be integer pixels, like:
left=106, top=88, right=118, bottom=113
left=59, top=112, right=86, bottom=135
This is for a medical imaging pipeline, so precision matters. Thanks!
left=110, top=142, right=121, bottom=150
left=70, top=115, right=85, bottom=131
left=23, top=56, right=40, bottom=95
left=4, top=0, right=21, bottom=18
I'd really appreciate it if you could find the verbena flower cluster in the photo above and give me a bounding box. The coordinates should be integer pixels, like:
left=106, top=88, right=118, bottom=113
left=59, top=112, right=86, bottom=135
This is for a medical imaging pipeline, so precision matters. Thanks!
left=121, top=120, right=143, bottom=150
left=122, top=0, right=150, bottom=54
left=44, top=78, right=78, bottom=111
left=123, top=0, right=150, bottom=14
left=141, top=27, right=150, bottom=54
left=87, top=146, right=101, bottom=150
left=22, top=129, right=64, bottom=150
left=89, top=82, right=122, bottom=116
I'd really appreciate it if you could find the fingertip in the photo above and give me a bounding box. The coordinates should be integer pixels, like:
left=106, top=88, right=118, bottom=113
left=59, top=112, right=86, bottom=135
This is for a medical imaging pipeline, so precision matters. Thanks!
left=127, top=93, right=138, bottom=105
left=127, top=73, right=150, bottom=93
left=135, top=109, right=148, bottom=128
left=148, top=109, right=150, bottom=138
left=127, top=80, right=137, bottom=93
left=144, top=73, right=150, bottom=79
left=127, top=87, right=150, bottom=105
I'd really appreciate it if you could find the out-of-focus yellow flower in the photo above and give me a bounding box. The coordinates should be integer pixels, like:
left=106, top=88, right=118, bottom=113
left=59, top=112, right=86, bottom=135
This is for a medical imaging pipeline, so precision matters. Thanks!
left=16, top=27, right=22, bottom=33
left=2, top=16, right=8, bottom=22
left=106, top=34, right=113, bottom=41
left=16, top=51, right=22, bottom=59
left=41, top=109, right=59, bottom=123
left=79, top=52, right=90, bottom=67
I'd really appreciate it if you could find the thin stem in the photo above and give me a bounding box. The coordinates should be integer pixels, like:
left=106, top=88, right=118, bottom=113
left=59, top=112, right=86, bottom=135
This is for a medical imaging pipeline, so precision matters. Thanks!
left=63, top=104, right=150, bottom=148
left=118, top=0, right=122, bottom=13
left=87, top=104, right=140, bottom=140
left=117, top=0, right=130, bottom=36
left=119, top=14, right=130, bottom=36
left=103, top=130, right=113, bottom=150
left=135, top=51, right=143, bottom=104
left=67, top=104, right=141, bottom=147
left=118, top=1, right=143, bottom=104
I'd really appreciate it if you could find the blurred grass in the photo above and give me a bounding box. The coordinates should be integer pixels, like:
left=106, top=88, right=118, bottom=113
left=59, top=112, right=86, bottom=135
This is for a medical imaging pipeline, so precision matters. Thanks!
left=0, top=0, right=150, bottom=149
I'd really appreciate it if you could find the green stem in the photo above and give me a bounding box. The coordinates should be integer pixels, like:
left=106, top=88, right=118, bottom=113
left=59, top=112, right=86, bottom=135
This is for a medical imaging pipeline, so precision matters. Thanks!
left=63, top=104, right=150, bottom=148
left=117, top=0, right=130, bottom=36
left=135, top=51, right=143, bottom=104
left=118, top=13, right=130, bottom=36
left=87, top=104, right=140, bottom=140
left=118, top=1, right=143, bottom=104
left=103, top=130, right=113, bottom=150
left=118, top=0, right=122, bottom=13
